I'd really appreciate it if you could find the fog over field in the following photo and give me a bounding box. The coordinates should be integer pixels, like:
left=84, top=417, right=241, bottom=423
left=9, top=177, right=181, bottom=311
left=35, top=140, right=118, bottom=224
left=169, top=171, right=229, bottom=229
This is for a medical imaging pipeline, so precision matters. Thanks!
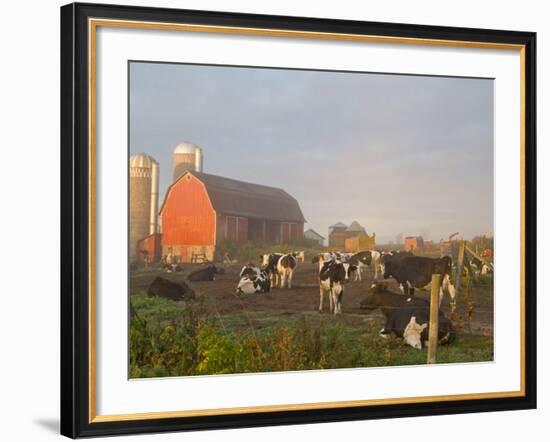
left=130, top=62, right=494, bottom=243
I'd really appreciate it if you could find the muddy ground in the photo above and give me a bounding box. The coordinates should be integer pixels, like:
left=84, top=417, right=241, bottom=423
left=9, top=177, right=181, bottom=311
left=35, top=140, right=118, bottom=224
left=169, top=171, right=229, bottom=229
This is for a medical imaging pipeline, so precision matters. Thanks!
left=130, top=262, right=493, bottom=336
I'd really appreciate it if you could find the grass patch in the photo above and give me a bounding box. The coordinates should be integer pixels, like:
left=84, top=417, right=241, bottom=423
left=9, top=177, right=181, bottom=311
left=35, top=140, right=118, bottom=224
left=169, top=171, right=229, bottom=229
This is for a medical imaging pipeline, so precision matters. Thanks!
left=130, top=295, right=493, bottom=378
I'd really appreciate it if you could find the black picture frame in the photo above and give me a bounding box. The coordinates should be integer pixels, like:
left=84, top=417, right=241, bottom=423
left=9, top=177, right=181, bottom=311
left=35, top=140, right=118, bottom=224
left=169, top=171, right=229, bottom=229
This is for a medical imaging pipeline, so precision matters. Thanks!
left=60, top=2, right=537, bottom=438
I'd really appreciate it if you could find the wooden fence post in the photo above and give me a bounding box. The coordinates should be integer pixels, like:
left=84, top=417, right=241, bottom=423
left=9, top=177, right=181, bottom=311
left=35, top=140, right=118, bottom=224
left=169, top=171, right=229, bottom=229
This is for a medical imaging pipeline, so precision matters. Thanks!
left=452, top=240, right=465, bottom=312
left=455, top=240, right=465, bottom=293
left=427, top=273, right=441, bottom=364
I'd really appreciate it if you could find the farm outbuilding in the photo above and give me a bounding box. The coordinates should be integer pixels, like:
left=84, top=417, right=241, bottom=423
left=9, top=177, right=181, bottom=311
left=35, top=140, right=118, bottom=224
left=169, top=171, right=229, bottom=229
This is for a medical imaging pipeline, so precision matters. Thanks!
left=329, top=220, right=373, bottom=250
left=405, top=236, right=424, bottom=251
left=304, top=228, right=325, bottom=246
left=159, top=171, right=306, bottom=262
left=328, top=222, right=348, bottom=248
left=345, top=232, right=376, bottom=253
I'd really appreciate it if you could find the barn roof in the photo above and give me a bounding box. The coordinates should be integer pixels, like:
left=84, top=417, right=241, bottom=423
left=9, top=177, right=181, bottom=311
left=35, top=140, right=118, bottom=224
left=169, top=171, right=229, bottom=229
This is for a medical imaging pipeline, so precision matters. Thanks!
left=346, top=221, right=366, bottom=232
left=160, top=171, right=306, bottom=223
left=304, top=228, right=325, bottom=240
left=329, top=222, right=347, bottom=229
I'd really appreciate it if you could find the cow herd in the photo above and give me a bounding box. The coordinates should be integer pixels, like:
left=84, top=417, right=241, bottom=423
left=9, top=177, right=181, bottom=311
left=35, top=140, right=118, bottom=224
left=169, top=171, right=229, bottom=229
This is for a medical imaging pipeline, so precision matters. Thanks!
left=145, top=248, right=477, bottom=351
left=230, top=249, right=460, bottom=350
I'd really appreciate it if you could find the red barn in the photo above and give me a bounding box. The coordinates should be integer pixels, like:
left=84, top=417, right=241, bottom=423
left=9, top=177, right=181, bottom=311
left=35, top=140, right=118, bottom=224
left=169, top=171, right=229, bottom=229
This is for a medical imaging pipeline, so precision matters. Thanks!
left=159, top=171, right=306, bottom=262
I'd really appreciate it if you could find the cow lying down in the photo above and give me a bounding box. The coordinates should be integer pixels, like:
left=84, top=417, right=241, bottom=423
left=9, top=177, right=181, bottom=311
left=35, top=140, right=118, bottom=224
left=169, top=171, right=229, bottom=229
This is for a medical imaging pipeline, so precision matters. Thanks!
left=236, top=265, right=271, bottom=295
left=360, top=283, right=456, bottom=349
left=147, top=276, right=196, bottom=301
left=187, top=265, right=225, bottom=282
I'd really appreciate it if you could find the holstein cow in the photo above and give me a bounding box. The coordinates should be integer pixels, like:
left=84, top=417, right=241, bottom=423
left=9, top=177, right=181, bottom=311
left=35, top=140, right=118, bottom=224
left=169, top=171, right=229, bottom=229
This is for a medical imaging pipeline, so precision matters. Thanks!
left=470, top=257, right=493, bottom=276
left=236, top=265, right=270, bottom=295
left=312, top=252, right=334, bottom=264
left=318, top=256, right=357, bottom=314
left=261, top=253, right=283, bottom=287
left=360, top=282, right=456, bottom=347
left=348, top=250, right=382, bottom=281
left=379, top=250, right=413, bottom=277
left=360, top=282, right=430, bottom=314
left=382, top=306, right=456, bottom=349
left=187, top=265, right=225, bottom=282
left=383, top=256, right=456, bottom=305
left=277, top=254, right=298, bottom=289
left=147, top=276, right=196, bottom=301
left=292, top=251, right=305, bottom=263
left=164, top=263, right=184, bottom=273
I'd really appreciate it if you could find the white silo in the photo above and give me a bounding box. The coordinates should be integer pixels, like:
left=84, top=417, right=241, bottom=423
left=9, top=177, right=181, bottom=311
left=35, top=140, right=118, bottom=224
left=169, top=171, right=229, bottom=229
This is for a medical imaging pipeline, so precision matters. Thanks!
left=129, top=153, right=159, bottom=263
left=172, top=142, right=203, bottom=181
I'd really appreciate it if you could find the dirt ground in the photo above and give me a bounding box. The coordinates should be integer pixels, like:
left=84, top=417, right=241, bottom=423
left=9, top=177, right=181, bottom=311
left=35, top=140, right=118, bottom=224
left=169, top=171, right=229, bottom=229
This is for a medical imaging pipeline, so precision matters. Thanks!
left=130, top=262, right=494, bottom=336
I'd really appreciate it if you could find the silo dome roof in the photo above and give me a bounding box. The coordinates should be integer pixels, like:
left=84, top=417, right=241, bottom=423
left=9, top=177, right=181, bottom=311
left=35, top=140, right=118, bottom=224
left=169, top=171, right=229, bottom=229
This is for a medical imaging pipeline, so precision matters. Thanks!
left=129, top=153, right=156, bottom=168
left=174, top=142, right=200, bottom=154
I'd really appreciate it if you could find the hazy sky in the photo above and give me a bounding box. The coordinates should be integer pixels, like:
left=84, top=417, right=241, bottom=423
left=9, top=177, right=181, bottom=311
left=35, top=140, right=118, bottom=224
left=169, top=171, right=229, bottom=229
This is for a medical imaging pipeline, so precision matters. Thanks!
left=129, top=62, right=494, bottom=243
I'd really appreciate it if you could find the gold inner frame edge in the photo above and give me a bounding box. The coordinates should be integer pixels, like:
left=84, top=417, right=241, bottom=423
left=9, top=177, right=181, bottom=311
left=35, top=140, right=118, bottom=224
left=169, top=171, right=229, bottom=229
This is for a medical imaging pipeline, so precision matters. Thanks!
left=87, top=17, right=527, bottom=423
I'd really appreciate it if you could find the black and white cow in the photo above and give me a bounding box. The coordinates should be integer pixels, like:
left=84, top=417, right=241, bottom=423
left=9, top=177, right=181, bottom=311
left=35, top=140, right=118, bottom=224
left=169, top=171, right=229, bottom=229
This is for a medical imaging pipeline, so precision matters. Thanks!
left=277, top=254, right=298, bottom=289
left=164, top=263, right=184, bottom=273
left=379, top=250, right=413, bottom=276
left=470, top=257, right=493, bottom=276
left=236, top=265, right=270, bottom=295
left=318, top=256, right=357, bottom=314
left=383, top=256, right=456, bottom=305
left=312, top=252, right=333, bottom=264
left=360, top=282, right=429, bottom=314
left=147, top=276, right=196, bottom=301
left=239, top=264, right=260, bottom=279
left=187, top=265, right=225, bottom=282
left=348, top=250, right=382, bottom=280
left=382, top=306, right=456, bottom=349
left=261, top=253, right=283, bottom=287
left=360, top=283, right=455, bottom=349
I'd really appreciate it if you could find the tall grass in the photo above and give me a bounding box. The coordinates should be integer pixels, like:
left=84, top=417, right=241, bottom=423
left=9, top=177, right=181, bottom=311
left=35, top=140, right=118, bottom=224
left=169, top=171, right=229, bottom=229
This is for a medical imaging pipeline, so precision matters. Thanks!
left=129, top=294, right=493, bottom=378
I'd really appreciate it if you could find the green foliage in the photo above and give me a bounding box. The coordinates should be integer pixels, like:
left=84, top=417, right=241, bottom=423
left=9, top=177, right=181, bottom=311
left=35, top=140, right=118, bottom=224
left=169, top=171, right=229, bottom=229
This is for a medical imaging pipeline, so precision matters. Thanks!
left=130, top=296, right=494, bottom=378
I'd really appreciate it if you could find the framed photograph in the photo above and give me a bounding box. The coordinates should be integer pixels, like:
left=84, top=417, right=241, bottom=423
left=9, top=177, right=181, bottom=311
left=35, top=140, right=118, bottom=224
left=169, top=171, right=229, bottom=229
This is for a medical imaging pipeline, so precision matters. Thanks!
left=60, top=2, right=536, bottom=438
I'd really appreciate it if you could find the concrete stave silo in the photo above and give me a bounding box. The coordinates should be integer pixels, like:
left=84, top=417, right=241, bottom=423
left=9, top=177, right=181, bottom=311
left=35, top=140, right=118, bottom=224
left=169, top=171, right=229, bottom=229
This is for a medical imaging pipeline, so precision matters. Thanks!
left=129, top=153, right=159, bottom=263
left=172, top=142, right=203, bottom=181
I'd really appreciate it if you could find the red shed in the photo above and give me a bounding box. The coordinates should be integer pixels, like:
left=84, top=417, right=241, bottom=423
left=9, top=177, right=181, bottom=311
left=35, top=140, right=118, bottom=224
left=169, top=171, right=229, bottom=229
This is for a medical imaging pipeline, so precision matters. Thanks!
left=159, top=171, right=306, bottom=262
left=404, top=236, right=424, bottom=251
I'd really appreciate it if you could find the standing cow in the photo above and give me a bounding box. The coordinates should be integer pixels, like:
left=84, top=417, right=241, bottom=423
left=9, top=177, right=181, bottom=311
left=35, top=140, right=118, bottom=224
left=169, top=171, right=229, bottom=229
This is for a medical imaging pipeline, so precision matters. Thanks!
left=261, top=253, right=283, bottom=287
left=261, top=253, right=297, bottom=289
left=383, top=255, right=456, bottom=305
left=379, top=250, right=414, bottom=277
left=348, top=250, right=382, bottom=280
left=277, top=254, right=297, bottom=289
left=318, top=255, right=357, bottom=314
